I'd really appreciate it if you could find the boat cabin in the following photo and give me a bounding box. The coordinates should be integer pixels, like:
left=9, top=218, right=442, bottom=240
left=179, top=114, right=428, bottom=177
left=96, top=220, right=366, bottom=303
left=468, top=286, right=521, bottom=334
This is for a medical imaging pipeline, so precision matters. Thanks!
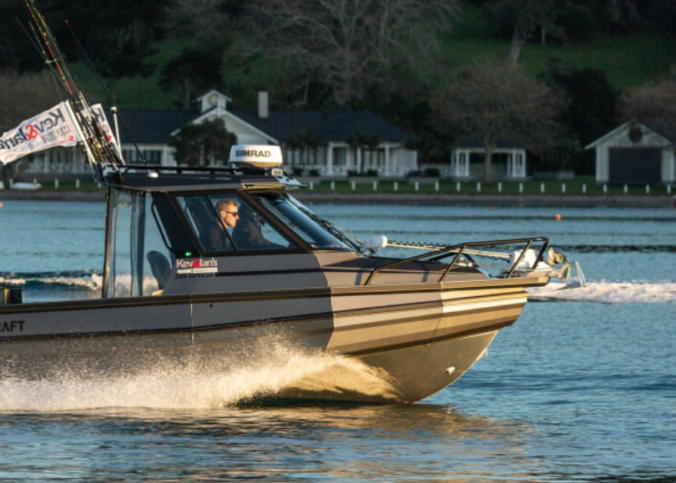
left=102, top=162, right=360, bottom=298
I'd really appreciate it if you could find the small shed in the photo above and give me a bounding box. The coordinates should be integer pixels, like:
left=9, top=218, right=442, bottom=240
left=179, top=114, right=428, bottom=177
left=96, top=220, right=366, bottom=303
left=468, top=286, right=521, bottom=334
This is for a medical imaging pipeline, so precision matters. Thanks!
left=449, top=135, right=527, bottom=180
left=585, top=119, right=676, bottom=186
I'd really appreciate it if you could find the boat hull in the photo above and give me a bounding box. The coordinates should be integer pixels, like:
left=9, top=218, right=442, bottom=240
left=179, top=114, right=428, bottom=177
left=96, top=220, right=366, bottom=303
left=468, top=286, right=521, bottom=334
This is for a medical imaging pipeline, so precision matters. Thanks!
left=0, top=278, right=540, bottom=403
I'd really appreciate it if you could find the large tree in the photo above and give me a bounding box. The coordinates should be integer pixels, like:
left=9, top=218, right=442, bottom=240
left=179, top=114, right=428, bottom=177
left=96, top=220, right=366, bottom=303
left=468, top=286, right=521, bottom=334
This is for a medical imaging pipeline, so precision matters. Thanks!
left=434, top=61, right=563, bottom=182
left=482, top=0, right=593, bottom=66
left=85, top=20, right=155, bottom=104
left=159, top=49, right=224, bottom=109
left=544, top=60, right=620, bottom=147
left=246, top=0, right=459, bottom=107
left=621, top=77, right=676, bottom=123
left=169, top=119, right=237, bottom=167
left=0, top=71, right=57, bottom=132
left=0, top=70, right=58, bottom=185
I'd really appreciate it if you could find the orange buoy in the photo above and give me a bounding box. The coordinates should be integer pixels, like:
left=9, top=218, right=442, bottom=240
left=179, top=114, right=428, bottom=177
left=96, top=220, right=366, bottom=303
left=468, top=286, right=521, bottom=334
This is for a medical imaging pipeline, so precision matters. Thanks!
left=491, top=206, right=496, bottom=210
left=0, top=202, right=3, bottom=208
left=555, top=214, right=561, bottom=221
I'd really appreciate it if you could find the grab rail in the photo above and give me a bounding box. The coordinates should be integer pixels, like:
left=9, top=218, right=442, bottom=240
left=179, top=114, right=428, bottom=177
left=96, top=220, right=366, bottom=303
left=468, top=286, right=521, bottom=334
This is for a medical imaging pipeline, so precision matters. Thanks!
left=364, top=237, right=549, bottom=286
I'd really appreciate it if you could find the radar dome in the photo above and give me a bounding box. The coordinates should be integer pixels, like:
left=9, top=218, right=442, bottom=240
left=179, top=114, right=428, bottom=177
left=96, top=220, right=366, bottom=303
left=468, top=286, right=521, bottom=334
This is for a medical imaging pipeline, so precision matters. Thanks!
left=229, top=145, right=282, bottom=168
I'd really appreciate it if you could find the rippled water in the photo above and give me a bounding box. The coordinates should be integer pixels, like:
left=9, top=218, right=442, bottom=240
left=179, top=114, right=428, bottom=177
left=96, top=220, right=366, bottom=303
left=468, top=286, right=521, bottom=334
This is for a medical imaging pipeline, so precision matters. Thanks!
left=0, top=200, right=675, bottom=482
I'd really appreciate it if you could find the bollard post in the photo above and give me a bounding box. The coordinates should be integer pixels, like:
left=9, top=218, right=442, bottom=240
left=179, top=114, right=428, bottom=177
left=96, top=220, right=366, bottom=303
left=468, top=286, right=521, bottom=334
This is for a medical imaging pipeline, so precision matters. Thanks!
left=415, top=181, right=419, bottom=192
left=55, top=179, right=59, bottom=189
left=435, top=181, right=439, bottom=192
left=76, top=179, right=80, bottom=189
left=477, top=182, right=481, bottom=193
left=519, top=182, right=523, bottom=193
left=562, top=183, right=566, bottom=193
left=351, top=181, right=356, bottom=191
left=0, top=181, right=4, bottom=190
left=309, top=181, right=314, bottom=190
left=582, top=183, right=587, bottom=194
left=603, top=184, right=607, bottom=193
left=646, top=184, right=650, bottom=194
left=373, top=181, right=377, bottom=191
left=394, top=181, right=398, bottom=192
left=456, top=181, right=461, bottom=192
left=668, top=185, right=672, bottom=195
left=624, top=184, right=628, bottom=194
left=498, top=182, right=502, bottom=193
left=331, top=181, right=335, bottom=191
left=540, top=183, right=545, bottom=193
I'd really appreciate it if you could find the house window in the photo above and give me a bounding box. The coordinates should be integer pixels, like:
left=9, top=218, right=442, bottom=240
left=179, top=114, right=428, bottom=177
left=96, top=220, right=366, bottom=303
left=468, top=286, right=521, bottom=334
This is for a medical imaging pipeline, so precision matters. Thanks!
left=122, top=149, right=162, bottom=164
left=363, top=149, right=384, bottom=167
left=333, top=147, right=347, bottom=166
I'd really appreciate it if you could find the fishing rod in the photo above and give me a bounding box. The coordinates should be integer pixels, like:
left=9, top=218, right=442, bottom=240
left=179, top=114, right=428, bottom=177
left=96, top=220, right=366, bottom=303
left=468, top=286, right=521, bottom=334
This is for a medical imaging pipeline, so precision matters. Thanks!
left=23, top=0, right=124, bottom=178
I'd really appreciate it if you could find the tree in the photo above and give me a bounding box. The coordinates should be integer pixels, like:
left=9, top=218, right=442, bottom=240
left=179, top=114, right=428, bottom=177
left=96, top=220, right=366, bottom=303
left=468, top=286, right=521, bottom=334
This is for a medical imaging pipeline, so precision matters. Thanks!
left=482, top=0, right=592, bottom=66
left=544, top=60, right=620, bottom=147
left=285, top=129, right=326, bottom=167
left=346, top=132, right=381, bottom=174
left=159, top=49, right=224, bottom=109
left=168, top=0, right=248, bottom=45
left=621, top=77, right=676, bottom=123
left=0, top=70, right=59, bottom=185
left=246, top=0, right=459, bottom=107
left=86, top=20, right=156, bottom=104
left=169, top=119, right=237, bottom=167
left=433, top=61, right=563, bottom=182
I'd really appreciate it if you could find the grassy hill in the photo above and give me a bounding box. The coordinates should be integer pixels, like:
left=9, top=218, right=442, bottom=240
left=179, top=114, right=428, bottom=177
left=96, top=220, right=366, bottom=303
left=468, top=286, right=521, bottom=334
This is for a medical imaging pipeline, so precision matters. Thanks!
left=443, top=7, right=676, bottom=90
left=73, top=7, right=676, bottom=110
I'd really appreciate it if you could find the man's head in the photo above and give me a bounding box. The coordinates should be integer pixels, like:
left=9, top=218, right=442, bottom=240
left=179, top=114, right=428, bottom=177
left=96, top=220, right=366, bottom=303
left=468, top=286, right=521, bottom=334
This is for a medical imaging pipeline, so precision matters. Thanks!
left=216, top=198, right=239, bottom=228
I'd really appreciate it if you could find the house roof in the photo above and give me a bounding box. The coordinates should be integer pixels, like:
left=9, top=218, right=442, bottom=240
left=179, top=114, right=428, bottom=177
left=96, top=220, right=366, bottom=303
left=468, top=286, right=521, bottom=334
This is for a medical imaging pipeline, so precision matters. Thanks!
left=105, top=108, right=411, bottom=145
left=639, top=118, right=676, bottom=144
left=105, top=109, right=197, bottom=144
left=449, top=134, right=525, bottom=149
left=231, top=110, right=411, bottom=143
left=585, top=118, right=676, bottom=150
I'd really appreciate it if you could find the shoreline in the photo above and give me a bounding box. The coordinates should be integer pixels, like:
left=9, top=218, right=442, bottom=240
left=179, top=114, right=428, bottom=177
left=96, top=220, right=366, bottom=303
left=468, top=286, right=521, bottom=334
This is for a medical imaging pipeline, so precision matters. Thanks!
left=0, top=190, right=673, bottom=207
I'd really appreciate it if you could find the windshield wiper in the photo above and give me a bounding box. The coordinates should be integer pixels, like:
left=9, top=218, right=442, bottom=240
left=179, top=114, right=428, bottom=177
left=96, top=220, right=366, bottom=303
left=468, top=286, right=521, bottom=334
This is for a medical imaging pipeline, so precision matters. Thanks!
left=295, top=205, right=363, bottom=253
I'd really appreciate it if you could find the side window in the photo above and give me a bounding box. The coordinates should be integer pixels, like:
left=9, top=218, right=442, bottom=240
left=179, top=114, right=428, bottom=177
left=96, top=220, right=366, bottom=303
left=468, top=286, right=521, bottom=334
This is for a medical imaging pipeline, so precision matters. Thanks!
left=214, top=195, right=291, bottom=251
left=177, top=196, right=235, bottom=253
left=177, top=194, right=297, bottom=254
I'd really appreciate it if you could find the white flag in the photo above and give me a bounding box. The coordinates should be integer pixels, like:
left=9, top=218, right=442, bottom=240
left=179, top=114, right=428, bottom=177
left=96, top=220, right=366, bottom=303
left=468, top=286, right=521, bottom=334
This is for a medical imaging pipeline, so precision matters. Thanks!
left=79, top=103, right=119, bottom=153
left=0, top=101, right=80, bottom=165
left=0, top=102, right=120, bottom=166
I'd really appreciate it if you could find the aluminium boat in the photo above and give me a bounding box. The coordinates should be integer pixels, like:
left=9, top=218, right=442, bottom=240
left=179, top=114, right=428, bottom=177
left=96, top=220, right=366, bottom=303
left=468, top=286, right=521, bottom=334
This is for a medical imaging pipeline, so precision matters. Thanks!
left=0, top=148, right=582, bottom=403
left=0, top=2, right=583, bottom=403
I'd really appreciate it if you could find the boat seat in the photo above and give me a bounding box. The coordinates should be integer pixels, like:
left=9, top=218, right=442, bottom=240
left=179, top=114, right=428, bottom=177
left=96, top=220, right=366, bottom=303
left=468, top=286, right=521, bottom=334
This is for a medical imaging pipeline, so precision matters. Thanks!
left=147, top=251, right=171, bottom=290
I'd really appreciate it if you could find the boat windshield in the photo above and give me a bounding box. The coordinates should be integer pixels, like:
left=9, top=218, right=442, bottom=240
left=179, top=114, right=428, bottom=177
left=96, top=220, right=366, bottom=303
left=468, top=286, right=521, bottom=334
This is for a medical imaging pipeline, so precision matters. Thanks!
left=252, top=192, right=354, bottom=251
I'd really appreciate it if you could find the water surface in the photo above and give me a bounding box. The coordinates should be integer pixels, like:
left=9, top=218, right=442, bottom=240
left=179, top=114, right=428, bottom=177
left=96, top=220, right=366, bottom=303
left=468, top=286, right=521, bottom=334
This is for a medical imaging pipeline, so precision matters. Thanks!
left=0, top=201, right=674, bottom=481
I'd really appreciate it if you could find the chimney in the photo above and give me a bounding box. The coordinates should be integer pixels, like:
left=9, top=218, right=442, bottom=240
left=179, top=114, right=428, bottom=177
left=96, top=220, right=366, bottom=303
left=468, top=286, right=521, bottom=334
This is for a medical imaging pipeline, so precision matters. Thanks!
left=258, top=88, right=269, bottom=119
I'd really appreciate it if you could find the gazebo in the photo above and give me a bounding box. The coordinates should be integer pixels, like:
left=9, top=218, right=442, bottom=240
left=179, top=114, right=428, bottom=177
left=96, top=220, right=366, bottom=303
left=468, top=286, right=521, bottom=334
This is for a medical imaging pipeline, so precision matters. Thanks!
left=449, top=135, right=527, bottom=180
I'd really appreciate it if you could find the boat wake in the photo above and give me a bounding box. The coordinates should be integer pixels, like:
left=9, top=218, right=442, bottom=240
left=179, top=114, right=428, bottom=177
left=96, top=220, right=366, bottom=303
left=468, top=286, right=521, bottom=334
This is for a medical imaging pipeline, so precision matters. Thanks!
left=527, top=281, right=676, bottom=304
left=0, top=344, right=405, bottom=412
left=0, top=270, right=103, bottom=290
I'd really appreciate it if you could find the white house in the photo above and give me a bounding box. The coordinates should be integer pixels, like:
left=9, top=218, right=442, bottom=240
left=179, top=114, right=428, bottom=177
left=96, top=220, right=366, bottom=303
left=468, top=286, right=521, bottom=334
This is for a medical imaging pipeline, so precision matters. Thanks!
left=24, top=90, right=418, bottom=180
left=586, top=119, right=676, bottom=185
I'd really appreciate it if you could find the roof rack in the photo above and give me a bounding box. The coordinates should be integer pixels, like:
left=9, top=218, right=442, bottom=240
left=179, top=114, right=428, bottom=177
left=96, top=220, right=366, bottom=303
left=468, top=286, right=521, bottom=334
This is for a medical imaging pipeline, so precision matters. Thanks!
left=118, top=164, right=275, bottom=176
